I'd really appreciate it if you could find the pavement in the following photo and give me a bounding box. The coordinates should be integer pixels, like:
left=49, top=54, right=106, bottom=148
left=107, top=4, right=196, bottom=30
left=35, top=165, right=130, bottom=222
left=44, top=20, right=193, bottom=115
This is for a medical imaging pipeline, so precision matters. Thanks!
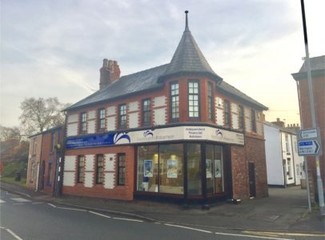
left=1, top=181, right=324, bottom=235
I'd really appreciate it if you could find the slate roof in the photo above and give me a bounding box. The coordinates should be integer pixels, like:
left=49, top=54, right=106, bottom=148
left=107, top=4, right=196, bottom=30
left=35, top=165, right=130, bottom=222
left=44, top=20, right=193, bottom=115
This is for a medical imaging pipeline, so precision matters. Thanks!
left=158, top=23, right=222, bottom=82
left=299, top=55, right=325, bottom=72
left=67, top=64, right=168, bottom=110
left=67, top=13, right=267, bottom=111
left=218, top=81, right=268, bottom=110
left=292, top=55, right=325, bottom=80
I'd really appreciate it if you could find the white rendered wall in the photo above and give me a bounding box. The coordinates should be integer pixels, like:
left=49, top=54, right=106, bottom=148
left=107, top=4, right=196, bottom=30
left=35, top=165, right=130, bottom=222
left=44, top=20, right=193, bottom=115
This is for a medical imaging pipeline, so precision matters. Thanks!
left=264, top=124, right=284, bottom=185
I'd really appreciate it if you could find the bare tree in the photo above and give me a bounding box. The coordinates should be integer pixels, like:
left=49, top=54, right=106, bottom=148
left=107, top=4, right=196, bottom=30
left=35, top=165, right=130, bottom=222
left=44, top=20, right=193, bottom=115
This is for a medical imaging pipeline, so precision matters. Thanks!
left=0, top=125, right=21, bottom=141
left=19, top=97, right=68, bottom=136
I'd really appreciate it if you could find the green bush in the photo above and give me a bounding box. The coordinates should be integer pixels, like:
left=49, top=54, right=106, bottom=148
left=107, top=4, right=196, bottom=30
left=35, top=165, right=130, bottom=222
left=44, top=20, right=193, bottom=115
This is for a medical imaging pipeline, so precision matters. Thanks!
left=2, top=161, right=27, bottom=178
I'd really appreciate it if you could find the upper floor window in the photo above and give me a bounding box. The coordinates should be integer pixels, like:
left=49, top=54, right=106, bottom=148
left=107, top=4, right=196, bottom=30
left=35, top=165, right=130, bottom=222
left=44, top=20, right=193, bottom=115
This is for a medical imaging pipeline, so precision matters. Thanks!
left=96, top=154, right=104, bottom=184
left=251, top=109, right=257, bottom=132
left=117, top=153, right=126, bottom=186
left=77, top=155, right=85, bottom=183
left=170, top=82, right=179, bottom=122
left=208, top=82, right=214, bottom=120
left=80, top=112, right=87, bottom=134
left=224, top=100, right=231, bottom=127
left=142, top=99, right=151, bottom=126
left=188, top=80, right=199, bottom=118
left=238, top=105, right=245, bottom=130
left=118, top=104, right=127, bottom=129
left=98, top=108, right=106, bottom=131
left=51, top=132, right=55, bottom=152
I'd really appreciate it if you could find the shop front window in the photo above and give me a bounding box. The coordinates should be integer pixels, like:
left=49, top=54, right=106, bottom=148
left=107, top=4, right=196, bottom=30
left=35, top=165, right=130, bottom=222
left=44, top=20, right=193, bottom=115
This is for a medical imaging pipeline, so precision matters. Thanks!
left=137, top=145, right=159, bottom=192
left=187, top=143, right=202, bottom=196
left=137, top=144, right=183, bottom=195
left=159, top=144, right=184, bottom=194
left=206, top=145, right=224, bottom=194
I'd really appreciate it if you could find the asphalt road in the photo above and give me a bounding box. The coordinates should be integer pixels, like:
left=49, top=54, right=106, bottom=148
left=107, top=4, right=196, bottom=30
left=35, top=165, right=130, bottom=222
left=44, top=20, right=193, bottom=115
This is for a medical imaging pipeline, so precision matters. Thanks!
left=0, top=189, right=323, bottom=240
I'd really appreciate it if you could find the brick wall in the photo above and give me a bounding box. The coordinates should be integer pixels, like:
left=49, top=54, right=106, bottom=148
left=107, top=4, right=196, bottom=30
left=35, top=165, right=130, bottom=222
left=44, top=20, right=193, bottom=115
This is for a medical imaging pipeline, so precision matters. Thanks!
left=63, top=145, right=135, bottom=200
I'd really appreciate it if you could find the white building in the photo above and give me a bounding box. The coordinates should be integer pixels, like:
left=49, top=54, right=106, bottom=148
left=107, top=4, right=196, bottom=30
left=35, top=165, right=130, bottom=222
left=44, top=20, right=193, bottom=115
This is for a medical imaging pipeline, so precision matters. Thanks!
left=264, top=120, right=305, bottom=187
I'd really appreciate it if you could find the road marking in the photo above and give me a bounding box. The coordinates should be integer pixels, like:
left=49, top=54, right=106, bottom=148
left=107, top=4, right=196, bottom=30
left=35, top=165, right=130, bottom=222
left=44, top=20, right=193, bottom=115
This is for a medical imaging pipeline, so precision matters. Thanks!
left=0, top=226, right=23, bottom=240
left=215, top=231, right=293, bottom=240
left=112, top=217, right=144, bottom=223
left=47, top=203, right=86, bottom=212
left=32, top=202, right=44, bottom=205
left=89, top=211, right=111, bottom=219
left=164, top=223, right=213, bottom=234
left=243, top=230, right=325, bottom=238
left=11, top=197, right=31, bottom=203
left=0, top=199, right=5, bottom=204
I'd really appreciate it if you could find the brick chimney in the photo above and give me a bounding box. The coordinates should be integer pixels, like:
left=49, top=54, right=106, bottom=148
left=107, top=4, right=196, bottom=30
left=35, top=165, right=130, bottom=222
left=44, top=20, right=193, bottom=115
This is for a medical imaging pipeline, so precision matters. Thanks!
left=99, top=59, right=121, bottom=90
left=272, top=118, right=285, bottom=128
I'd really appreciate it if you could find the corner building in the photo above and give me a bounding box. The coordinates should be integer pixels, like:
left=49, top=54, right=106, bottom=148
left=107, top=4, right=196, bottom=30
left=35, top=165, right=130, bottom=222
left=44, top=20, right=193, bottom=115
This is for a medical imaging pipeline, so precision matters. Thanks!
left=63, top=13, right=269, bottom=204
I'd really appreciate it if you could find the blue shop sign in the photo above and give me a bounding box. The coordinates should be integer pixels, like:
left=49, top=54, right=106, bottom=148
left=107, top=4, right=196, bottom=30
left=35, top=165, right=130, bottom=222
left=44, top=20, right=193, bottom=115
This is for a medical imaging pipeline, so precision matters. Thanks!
left=66, top=132, right=131, bottom=149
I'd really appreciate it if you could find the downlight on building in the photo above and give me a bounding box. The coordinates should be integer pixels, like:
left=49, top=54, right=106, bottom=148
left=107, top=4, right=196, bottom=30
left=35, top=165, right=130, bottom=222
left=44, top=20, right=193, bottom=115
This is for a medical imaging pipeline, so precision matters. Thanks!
left=62, top=12, right=269, bottom=204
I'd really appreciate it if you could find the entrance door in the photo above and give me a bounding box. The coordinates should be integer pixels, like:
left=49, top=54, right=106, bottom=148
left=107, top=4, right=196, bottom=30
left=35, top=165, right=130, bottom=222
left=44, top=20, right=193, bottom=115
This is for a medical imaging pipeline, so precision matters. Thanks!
left=39, top=160, right=45, bottom=190
left=248, top=163, right=256, bottom=198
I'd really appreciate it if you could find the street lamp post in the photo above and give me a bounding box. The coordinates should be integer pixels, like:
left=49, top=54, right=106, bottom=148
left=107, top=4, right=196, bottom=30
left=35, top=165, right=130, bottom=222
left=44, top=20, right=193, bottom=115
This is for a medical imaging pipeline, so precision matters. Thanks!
left=300, top=0, right=324, bottom=214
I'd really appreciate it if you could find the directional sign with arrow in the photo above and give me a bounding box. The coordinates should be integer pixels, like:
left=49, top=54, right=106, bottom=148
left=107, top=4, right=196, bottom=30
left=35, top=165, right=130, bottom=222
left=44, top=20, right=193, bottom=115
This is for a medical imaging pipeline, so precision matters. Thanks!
left=298, top=139, right=321, bottom=156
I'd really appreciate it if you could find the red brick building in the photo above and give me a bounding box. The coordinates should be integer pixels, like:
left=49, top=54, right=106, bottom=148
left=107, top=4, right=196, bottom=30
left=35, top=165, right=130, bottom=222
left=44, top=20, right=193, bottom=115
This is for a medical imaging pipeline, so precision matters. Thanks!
left=292, top=55, right=325, bottom=202
left=63, top=12, right=269, bottom=204
left=26, top=126, right=64, bottom=195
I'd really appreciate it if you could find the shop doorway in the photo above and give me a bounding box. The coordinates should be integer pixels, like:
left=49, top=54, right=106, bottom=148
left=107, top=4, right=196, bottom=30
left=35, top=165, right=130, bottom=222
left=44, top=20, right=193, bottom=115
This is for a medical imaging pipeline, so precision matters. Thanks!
left=248, top=162, right=256, bottom=197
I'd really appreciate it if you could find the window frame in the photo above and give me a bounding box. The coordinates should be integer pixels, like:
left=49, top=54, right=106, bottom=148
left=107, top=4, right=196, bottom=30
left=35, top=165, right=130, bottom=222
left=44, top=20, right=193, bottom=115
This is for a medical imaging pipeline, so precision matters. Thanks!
left=223, top=100, right=231, bottom=128
left=98, top=108, right=106, bottom=131
left=118, top=104, right=127, bottom=129
left=117, top=153, right=126, bottom=186
left=238, top=105, right=245, bottom=131
left=142, top=99, right=151, bottom=126
left=77, top=155, right=85, bottom=183
left=96, top=154, right=104, bottom=184
left=170, top=82, right=179, bottom=122
left=251, top=109, right=257, bottom=132
left=208, top=82, right=214, bottom=121
left=80, top=112, right=87, bottom=134
left=188, top=80, right=200, bottom=119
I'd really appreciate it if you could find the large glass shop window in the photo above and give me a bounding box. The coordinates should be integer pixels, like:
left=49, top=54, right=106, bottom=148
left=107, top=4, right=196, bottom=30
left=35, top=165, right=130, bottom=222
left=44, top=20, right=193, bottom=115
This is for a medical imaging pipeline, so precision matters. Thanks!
left=137, top=144, right=184, bottom=194
left=206, top=145, right=224, bottom=194
left=159, top=144, right=184, bottom=194
left=187, top=143, right=202, bottom=196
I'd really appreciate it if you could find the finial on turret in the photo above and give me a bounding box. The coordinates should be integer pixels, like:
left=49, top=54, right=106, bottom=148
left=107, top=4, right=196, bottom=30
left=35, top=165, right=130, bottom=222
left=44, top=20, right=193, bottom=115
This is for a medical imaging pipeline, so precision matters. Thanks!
left=185, top=10, right=189, bottom=31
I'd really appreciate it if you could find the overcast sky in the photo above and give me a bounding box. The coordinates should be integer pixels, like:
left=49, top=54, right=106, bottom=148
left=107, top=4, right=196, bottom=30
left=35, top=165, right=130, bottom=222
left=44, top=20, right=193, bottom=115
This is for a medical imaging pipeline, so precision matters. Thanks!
left=1, top=0, right=324, bottom=128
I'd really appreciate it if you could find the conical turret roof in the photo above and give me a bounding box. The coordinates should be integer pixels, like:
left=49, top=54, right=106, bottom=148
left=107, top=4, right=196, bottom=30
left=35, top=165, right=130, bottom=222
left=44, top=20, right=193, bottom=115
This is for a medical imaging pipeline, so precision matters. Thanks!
left=159, top=11, right=222, bottom=83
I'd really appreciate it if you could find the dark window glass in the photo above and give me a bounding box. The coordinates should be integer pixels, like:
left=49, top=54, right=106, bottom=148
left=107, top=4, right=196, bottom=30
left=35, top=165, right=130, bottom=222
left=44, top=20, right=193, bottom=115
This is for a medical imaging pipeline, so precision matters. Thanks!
left=208, top=82, right=214, bottom=120
left=142, top=99, right=151, bottom=126
left=119, top=104, right=127, bottom=129
left=80, top=113, right=87, bottom=133
left=118, top=153, right=126, bottom=186
left=77, top=155, right=85, bottom=183
left=238, top=105, right=245, bottom=130
left=98, top=108, right=106, bottom=130
left=96, top=154, right=104, bottom=184
left=251, top=109, right=257, bottom=132
left=224, top=100, right=231, bottom=127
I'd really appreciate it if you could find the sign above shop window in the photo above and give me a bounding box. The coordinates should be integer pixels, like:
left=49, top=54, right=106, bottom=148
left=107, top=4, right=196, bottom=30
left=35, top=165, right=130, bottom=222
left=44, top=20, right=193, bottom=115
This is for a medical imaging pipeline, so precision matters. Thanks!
left=66, top=126, right=244, bottom=149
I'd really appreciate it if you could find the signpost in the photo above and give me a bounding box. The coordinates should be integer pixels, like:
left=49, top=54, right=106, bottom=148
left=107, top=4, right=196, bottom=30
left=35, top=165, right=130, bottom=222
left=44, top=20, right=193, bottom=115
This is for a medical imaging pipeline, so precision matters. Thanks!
left=298, top=128, right=322, bottom=156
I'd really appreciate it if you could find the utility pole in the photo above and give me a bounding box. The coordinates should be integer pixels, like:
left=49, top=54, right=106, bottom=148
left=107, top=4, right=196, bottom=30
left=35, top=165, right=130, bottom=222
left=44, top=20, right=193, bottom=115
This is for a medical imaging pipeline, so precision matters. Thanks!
left=300, top=0, right=324, bottom=214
